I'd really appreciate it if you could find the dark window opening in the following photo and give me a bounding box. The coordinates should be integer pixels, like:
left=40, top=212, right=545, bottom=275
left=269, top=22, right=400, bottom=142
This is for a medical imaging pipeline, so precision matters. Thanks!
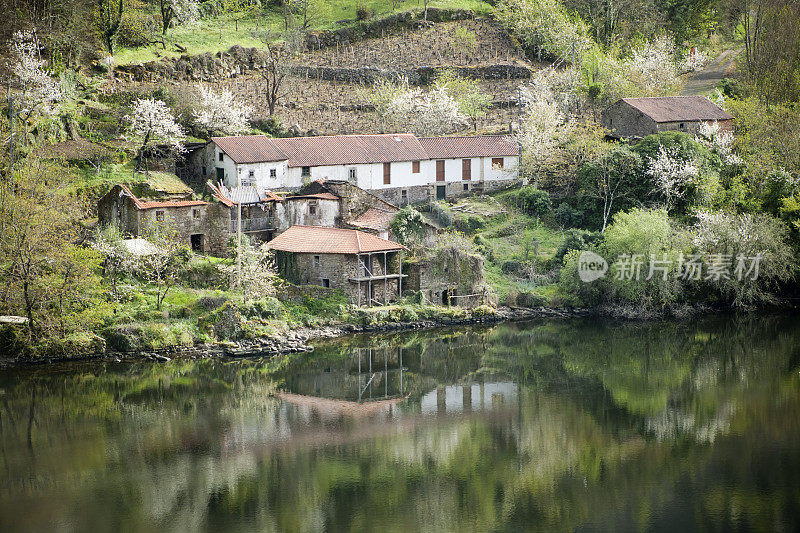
left=401, top=189, right=408, bottom=204
left=309, top=201, right=318, bottom=215
left=216, top=167, right=224, bottom=181
left=190, top=234, right=203, bottom=253
left=492, top=157, right=504, bottom=169
left=219, top=152, right=224, bottom=162
left=202, top=166, right=207, bottom=176
left=301, top=166, right=311, bottom=177
left=155, top=210, right=165, bottom=222
left=247, top=170, right=255, bottom=183
left=192, top=208, right=200, bottom=220
left=321, top=278, right=331, bottom=288
left=270, top=168, right=277, bottom=178
left=680, top=123, right=685, bottom=129
left=463, top=183, right=469, bottom=191
left=436, top=185, right=446, bottom=200
left=313, top=255, right=320, bottom=267
left=349, top=168, right=357, bottom=181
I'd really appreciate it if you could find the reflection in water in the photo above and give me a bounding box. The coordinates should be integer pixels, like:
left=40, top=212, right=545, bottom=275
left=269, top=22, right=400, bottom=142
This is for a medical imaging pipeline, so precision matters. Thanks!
left=0, top=315, right=799, bottom=531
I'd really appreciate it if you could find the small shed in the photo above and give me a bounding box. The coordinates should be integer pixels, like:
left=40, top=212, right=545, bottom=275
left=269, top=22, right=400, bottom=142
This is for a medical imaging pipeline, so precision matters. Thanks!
left=268, top=225, right=407, bottom=306
left=601, top=96, right=734, bottom=139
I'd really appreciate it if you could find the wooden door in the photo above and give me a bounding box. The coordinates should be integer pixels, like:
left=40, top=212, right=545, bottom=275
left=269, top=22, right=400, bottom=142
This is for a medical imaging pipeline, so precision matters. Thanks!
left=436, top=160, right=445, bottom=181
left=462, top=159, right=471, bottom=180
left=383, top=162, right=391, bottom=185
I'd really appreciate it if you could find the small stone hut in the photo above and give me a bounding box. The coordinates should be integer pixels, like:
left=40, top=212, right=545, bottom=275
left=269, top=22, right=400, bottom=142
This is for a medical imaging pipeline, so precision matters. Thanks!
left=601, top=96, right=733, bottom=139
left=405, top=246, right=487, bottom=307
left=268, top=225, right=407, bottom=306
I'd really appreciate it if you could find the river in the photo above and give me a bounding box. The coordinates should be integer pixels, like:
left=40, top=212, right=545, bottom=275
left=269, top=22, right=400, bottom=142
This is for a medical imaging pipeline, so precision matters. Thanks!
left=1, top=315, right=799, bottom=531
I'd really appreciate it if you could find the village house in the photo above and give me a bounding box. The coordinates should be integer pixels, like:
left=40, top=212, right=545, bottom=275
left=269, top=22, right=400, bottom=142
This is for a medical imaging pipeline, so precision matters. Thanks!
left=192, top=133, right=520, bottom=204
left=98, top=184, right=229, bottom=254
left=601, top=96, right=734, bottom=139
left=268, top=225, right=407, bottom=306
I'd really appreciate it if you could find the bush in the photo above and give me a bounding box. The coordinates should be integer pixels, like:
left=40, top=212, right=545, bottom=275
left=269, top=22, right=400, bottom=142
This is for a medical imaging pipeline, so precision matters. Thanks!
left=355, top=4, right=373, bottom=20
left=516, top=187, right=553, bottom=217
left=454, top=213, right=486, bottom=234
left=553, top=202, right=583, bottom=228
left=553, top=229, right=602, bottom=265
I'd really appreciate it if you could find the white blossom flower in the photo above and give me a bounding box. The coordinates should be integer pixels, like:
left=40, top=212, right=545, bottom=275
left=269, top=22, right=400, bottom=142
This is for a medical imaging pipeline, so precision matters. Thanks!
left=193, top=85, right=253, bottom=135
left=10, top=30, right=63, bottom=115
left=124, top=98, right=185, bottom=152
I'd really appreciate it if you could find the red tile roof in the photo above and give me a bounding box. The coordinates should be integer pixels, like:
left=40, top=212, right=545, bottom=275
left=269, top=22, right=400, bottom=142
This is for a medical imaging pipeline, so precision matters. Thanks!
left=350, top=208, right=397, bottom=231
left=267, top=225, right=406, bottom=254
left=419, top=135, right=519, bottom=159
left=211, top=136, right=288, bottom=164
left=271, top=134, right=428, bottom=167
left=620, top=96, right=733, bottom=123
left=207, top=181, right=283, bottom=206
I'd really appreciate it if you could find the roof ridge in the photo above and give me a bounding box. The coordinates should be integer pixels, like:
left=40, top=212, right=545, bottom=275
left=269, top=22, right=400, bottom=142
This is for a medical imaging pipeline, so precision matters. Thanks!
left=355, top=230, right=362, bottom=253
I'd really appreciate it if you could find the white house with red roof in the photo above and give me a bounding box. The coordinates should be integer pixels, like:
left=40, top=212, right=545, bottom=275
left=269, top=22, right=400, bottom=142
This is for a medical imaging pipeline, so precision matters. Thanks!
left=195, top=133, right=519, bottom=205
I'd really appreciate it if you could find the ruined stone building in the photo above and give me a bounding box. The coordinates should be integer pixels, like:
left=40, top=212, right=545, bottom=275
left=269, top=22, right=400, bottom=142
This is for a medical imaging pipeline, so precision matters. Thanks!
left=268, top=225, right=407, bottom=305
left=601, top=96, right=733, bottom=139
left=192, top=133, right=519, bottom=204
left=98, top=184, right=229, bottom=254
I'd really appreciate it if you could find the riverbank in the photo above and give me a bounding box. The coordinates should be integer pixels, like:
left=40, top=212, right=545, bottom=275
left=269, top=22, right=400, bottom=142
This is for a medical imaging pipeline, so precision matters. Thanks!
left=0, top=305, right=590, bottom=368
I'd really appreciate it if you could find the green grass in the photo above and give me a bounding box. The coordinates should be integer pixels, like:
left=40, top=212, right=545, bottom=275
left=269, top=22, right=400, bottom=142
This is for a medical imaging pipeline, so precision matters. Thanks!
left=115, top=0, right=494, bottom=65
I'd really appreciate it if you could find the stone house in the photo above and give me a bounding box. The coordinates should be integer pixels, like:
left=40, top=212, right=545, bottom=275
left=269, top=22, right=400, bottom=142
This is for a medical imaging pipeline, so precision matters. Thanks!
left=207, top=181, right=283, bottom=243
left=268, top=225, right=407, bottom=306
left=98, top=184, right=229, bottom=254
left=405, top=246, right=487, bottom=307
left=193, top=133, right=519, bottom=204
left=601, top=96, right=734, bottom=139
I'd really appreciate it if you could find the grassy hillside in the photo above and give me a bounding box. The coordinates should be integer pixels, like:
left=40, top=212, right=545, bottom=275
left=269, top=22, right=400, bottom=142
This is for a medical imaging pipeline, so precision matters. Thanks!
left=115, top=0, right=493, bottom=65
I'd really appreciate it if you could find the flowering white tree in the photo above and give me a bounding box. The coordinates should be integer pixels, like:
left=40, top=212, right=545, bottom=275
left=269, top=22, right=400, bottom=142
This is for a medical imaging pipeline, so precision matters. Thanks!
left=9, top=30, right=63, bottom=117
left=193, top=85, right=253, bottom=135
left=696, top=121, right=744, bottom=167
left=159, top=0, right=200, bottom=34
left=516, top=74, right=578, bottom=185
left=220, top=238, right=279, bottom=297
left=647, top=144, right=699, bottom=210
left=124, top=98, right=185, bottom=170
left=624, top=36, right=683, bottom=96
left=381, top=82, right=467, bottom=136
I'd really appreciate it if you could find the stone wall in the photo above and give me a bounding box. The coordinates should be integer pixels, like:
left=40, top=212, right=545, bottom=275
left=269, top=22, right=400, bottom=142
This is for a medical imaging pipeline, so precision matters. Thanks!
left=288, top=64, right=532, bottom=85
left=405, top=246, right=486, bottom=307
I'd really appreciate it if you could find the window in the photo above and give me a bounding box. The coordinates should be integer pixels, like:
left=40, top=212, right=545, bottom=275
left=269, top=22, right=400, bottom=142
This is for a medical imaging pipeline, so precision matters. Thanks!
left=321, top=278, right=331, bottom=288
left=680, top=123, right=685, bottom=129
left=313, top=255, right=320, bottom=268
left=270, top=168, right=277, bottom=178
left=383, top=162, right=391, bottom=185
left=463, top=183, right=469, bottom=192
left=301, top=166, right=311, bottom=177
left=219, top=152, right=224, bottom=162
left=349, top=167, right=357, bottom=181
left=492, top=157, right=504, bottom=169
left=436, top=160, right=445, bottom=181
left=412, top=161, right=420, bottom=173
left=192, top=208, right=200, bottom=220
left=462, top=158, right=472, bottom=181
left=401, top=189, right=408, bottom=203
left=309, top=201, right=318, bottom=215
left=216, top=167, right=224, bottom=181
left=202, top=166, right=207, bottom=176
left=155, top=210, right=165, bottom=222
left=245, top=170, right=255, bottom=185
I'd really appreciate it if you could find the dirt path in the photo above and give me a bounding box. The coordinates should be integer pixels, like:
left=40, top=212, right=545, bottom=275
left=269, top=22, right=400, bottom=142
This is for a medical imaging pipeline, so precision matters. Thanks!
left=682, top=48, right=740, bottom=96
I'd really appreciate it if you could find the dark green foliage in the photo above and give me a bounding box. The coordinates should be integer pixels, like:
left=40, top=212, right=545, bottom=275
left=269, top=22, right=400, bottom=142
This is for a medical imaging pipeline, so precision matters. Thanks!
left=516, top=187, right=553, bottom=217
left=576, top=146, right=646, bottom=230
left=553, top=202, right=583, bottom=228
left=501, top=260, right=523, bottom=275
left=390, top=206, right=427, bottom=244
left=718, top=77, right=746, bottom=99
left=553, top=229, right=602, bottom=265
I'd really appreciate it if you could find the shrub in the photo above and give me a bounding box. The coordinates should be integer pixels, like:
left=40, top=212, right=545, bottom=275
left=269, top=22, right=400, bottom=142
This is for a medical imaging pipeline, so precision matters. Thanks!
left=553, top=229, right=602, bottom=265
left=454, top=213, right=486, bottom=234
left=516, top=187, right=553, bottom=217
left=553, top=202, right=583, bottom=228
left=390, top=206, right=427, bottom=244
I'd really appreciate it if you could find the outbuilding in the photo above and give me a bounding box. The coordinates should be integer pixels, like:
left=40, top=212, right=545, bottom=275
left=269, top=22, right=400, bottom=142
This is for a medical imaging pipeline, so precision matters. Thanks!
left=601, top=96, right=733, bottom=139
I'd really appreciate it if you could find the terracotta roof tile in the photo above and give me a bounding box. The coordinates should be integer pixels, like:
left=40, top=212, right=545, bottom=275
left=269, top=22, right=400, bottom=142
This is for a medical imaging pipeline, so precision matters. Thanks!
left=118, top=184, right=207, bottom=210
left=211, top=136, right=288, bottom=164
left=271, top=134, right=428, bottom=167
left=350, top=208, right=397, bottom=231
left=267, top=225, right=406, bottom=254
left=419, top=135, right=519, bottom=159
left=619, top=96, right=733, bottom=123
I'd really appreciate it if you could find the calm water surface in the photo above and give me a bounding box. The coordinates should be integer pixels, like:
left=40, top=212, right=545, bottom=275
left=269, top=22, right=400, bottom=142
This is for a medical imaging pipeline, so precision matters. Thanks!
left=1, top=315, right=799, bottom=532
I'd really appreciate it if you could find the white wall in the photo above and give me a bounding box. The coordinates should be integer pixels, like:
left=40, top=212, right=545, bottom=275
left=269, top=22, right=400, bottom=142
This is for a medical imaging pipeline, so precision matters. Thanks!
left=209, top=140, right=519, bottom=192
